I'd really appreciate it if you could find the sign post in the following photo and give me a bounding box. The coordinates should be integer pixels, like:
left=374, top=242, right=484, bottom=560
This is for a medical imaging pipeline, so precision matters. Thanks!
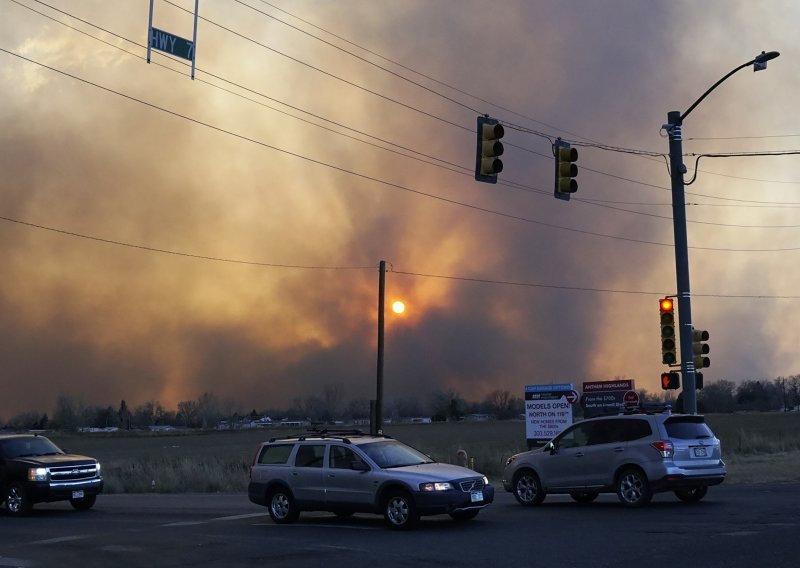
left=147, top=0, right=199, bottom=79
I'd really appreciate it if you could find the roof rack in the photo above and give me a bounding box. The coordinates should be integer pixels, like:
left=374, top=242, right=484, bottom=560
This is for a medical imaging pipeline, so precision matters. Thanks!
left=268, top=428, right=393, bottom=444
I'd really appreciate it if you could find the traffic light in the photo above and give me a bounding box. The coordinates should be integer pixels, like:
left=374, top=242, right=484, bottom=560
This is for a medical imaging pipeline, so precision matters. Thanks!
left=695, top=372, right=704, bottom=390
left=554, top=138, right=578, bottom=201
left=692, top=327, right=710, bottom=368
left=475, top=116, right=504, bottom=183
left=659, top=297, right=677, bottom=365
left=661, top=371, right=680, bottom=390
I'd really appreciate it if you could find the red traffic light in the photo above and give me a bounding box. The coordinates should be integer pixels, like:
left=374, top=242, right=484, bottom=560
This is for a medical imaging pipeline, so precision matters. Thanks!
left=659, top=298, right=673, bottom=312
left=661, top=371, right=680, bottom=390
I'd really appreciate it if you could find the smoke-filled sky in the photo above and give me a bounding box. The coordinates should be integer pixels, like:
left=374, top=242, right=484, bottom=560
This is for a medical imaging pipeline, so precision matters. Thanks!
left=2, top=0, right=800, bottom=419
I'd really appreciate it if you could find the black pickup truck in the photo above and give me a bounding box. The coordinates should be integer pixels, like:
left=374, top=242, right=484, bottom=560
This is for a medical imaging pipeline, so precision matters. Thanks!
left=0, top=433, right=103, bottom=516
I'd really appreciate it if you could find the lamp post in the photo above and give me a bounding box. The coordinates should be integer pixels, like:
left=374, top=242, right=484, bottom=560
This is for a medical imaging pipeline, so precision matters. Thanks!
left=373, top=260, right=386, bottom=435
left=665, top=51, right=779, bottom=414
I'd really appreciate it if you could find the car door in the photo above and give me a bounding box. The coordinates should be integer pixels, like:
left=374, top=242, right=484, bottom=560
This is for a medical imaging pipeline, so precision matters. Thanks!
left=324, top=444, right=376, bottom=510
left=290, top=443, right=327, bottom=507
left=538, top=422, right=595, bottom=490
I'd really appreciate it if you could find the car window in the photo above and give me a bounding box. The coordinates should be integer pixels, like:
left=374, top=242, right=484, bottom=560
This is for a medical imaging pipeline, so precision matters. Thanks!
left=557, top=423, right=590, bottom=449
left=619, top=419, right=652, bottom=441
left=359, top=440, right=433, bottom=468
left=294, top=444, right=326, bottom=468
left=0, top=437, right=63, bottom=459
left=328, top=445, right=365, bottom=470
left=258, top=444, right=294, bottom=465
left=664, top=418, right=714, bottom=439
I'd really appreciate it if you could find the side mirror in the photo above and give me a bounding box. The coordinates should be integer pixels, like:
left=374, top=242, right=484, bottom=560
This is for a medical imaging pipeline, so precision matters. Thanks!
left=546, top=442, right=557, bottom=455
left=351, top=460, right=370, bottom=472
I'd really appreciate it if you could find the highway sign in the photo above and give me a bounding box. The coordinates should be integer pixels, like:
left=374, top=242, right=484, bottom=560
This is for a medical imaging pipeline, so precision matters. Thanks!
left=150, top=27, right=194, bottom=61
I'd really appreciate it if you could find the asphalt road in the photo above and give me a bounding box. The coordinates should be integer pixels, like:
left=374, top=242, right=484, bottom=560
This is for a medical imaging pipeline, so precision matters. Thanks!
left=1, top=483, right=798, bottom=568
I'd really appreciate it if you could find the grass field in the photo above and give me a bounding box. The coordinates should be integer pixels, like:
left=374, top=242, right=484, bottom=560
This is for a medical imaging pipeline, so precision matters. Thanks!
left=47, top=412, right=800, bottom=493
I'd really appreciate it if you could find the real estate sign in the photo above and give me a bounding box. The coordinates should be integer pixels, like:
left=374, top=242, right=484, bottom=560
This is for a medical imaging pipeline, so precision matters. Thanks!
left=524, top=384, right=578, bottom=447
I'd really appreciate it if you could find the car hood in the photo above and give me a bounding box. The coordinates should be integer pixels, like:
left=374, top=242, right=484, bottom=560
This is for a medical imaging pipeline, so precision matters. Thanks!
left=14, top=454, right=97, bottom=467
left=387, top=462, right=484, bottom=481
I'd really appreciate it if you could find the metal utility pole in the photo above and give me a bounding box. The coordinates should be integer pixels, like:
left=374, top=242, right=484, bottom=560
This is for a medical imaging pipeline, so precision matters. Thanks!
left=373, top=260, right=386, bottom=435
left=664, top=51, right=779, bottom=414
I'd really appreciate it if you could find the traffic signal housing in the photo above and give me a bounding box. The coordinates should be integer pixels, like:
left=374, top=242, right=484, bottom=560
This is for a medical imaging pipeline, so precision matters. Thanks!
left=475, top=116, right=504, bottom=183
left=661, top=371, right=680, bottom=390
left=695, top=372, right=704, bottom=390
left=659, top=297, right=677, bottom=365
left=554, top=138, right=578, bottom=201
left=692, top=327, right=710, bottom=368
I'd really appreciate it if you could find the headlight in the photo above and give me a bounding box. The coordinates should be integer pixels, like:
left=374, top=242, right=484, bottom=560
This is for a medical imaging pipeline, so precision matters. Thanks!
left=27, top=467, right=48, bottom=481
left=419, top=482, right=453, bottom=492
left=482, top=476, right=489, bottom=485
left=96, top=462, right=102, bottom=476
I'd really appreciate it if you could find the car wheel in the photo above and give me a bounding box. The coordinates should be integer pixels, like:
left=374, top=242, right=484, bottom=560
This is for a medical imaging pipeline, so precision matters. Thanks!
left=675, top=486, right=708, bottom=503
left=268, top=487, right=299, bottom=524
left=616, top=468, right=652, bottom=508
left=512, top=469, right=545, bottom=506
left=569, top=491, right=599, bottom=504
left=383, top=490, right=419, bottom=530
left=449, top=509, right=480, bottom=522
left=5, top=483, right=32, bottom=517
left=70, top=494, right=97, bottom=511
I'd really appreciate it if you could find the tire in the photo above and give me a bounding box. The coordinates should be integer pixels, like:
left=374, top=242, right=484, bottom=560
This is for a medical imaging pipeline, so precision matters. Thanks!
left=512, top=469, right=545, bottom=506
left=616, top=468, right=652, bottom=508
left=449, top=509, right=480, bottom=522
left=70, top=494, right=96, bottom=511
left=5, top=483, right=32, bottom=517
left=675, top=486, right=708, bottom=503
left=383, top=490, right=419, bottom=530
left=569, top=491, right=599, bottom=504
left=267, top=487, right=299, bottom=524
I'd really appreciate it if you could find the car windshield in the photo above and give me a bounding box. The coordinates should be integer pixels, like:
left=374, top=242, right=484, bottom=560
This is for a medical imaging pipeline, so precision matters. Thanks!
left=0, top=437, right=64, bottom=458
left=359, top=440, right=434, bottom=469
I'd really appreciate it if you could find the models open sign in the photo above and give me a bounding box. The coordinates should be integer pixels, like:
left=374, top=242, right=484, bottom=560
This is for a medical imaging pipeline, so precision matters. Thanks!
left=524, top=384, right=577, bottom=448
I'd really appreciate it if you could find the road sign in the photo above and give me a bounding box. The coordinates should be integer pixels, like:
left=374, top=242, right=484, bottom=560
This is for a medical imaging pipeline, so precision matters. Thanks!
left=524, top=384, right=575, bottom=446
left=150, top=27, right=194, bottom=61
left=565, top=390, right=579, bottom=405
left=623, top=390, right=640, bottom=405
left=581, top=379, right=637, bottom=418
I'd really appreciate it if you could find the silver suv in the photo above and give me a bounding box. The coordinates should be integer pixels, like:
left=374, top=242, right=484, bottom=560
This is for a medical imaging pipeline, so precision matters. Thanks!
left=248, top=429, right=494, bottom=529
left=502, top=406, right=726, bottom=507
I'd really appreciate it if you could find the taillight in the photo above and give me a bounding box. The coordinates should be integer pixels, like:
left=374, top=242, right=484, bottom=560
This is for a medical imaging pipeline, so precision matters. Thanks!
left=650, top=440, right=674, bottom=458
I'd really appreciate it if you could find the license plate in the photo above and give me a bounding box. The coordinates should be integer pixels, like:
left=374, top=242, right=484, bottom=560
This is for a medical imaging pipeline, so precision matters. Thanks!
left=470, top=490, right=483, bottom=503
left=693, top=447, right=707, bottom=457
left=72, top=490, right=84, bottom=499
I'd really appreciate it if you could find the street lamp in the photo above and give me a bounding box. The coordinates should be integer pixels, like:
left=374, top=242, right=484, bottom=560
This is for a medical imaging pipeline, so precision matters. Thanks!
left=664, top=51, right=779, bottom=414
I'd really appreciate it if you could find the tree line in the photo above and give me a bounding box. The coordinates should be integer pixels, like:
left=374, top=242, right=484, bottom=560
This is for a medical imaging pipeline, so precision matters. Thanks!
left=2, top=376, right=799, bottom=431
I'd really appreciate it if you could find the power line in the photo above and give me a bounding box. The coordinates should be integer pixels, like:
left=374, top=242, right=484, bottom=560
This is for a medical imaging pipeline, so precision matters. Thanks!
left=16, top=0, right=800, bottom=215
left=3, top=213, right=798, bottom=299
left=6, top=46, right=800, bottom=251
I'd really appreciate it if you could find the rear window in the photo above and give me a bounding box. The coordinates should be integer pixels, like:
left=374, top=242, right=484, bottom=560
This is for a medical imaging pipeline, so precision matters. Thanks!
left=664, top=417, right=714, bottom=439
left=258, top=444, right=294, bottom=465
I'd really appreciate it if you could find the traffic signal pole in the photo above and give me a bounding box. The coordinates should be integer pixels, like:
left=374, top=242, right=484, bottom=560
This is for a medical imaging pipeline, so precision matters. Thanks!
left=663, top=51, right=779, bottom=414
left=666, top=111, right=697, bottom=414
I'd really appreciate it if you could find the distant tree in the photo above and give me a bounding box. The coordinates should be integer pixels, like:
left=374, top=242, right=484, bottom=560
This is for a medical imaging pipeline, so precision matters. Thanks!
left=53, top=394, right=80, bottom=431
left=177, top=399, right=200, bottom=428
left=7, top=411, right=44, bottom=431
left=736, top=380, right=781, bottom=411
left=484, top=389, right=521, bottom=420
left=428, top=390, right=465, bottom=422
left=343, top=398, right=370, bottom=421
left=118, top=400, right=131, bottom=430
left=698, top=379, right=736, bottom=413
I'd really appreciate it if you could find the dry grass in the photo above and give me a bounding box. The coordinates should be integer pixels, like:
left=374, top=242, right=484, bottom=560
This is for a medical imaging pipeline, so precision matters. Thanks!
left=47, top=412, right=800, bottom=493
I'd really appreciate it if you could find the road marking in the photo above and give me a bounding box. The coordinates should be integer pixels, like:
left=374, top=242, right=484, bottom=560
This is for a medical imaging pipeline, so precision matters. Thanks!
left=160, top=521, right=205, bottom=527
left=0, top=557, right=34, bottom=567
left=28, top=535, right=87, bottom=545
left=210, top=513, right=268, bottom=522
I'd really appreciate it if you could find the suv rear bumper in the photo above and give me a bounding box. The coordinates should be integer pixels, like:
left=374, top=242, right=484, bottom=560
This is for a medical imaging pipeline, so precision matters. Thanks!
left=650, top=473, right=725, bottom=491
left=26, top=478, right=103, bottom=504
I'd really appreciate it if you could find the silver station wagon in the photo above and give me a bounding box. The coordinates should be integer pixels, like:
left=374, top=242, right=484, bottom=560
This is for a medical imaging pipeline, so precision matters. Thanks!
left=248, top=429, right=494, bottom=529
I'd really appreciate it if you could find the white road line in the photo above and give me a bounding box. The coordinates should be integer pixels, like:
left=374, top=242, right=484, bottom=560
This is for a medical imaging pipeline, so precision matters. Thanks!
left=209, top=513, right=268, bottom=522
left=28, top=535, right=87, bottom=545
